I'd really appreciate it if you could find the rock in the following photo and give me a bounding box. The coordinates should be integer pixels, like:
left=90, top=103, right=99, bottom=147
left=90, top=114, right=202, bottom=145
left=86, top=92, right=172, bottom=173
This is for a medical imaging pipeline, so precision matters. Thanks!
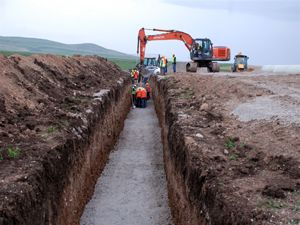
left=224, top=149, right=229, bottom=155
left=195, top=133, right=204, bottom=138
left=200, top=103, right=209, bottom=111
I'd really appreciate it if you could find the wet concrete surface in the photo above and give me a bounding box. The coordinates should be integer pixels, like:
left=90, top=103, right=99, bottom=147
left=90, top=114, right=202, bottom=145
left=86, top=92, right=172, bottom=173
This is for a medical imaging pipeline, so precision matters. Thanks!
left=80, top=101, right=173, bottom=225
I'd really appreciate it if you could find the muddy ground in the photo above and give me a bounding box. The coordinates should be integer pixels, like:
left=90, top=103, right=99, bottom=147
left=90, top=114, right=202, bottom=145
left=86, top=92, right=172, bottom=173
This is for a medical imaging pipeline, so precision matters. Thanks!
left=155, top=69, right=300, bottom=224
left=0, top=54, right=129, bottom=224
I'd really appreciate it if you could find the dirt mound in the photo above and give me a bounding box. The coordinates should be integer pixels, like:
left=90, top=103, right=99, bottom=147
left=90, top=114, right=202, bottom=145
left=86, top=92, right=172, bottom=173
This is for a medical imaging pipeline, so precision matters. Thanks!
left=0, top=54, right=129, bottom=224
left=0, top=54, right=124, bottom=157
left=152, top=73, right=300, bottom=225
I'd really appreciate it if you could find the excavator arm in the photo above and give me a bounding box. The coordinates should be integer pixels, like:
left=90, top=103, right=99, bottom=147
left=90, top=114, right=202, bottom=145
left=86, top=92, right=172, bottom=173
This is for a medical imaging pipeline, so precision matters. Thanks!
left=137, top=27, right=230, bottom=72
left=137, top=28, right=194, bottom=64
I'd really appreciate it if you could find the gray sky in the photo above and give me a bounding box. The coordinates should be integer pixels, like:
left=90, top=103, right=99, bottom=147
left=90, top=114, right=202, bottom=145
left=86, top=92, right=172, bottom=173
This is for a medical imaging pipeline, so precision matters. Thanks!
left=0, top=0, right=299, bottom=65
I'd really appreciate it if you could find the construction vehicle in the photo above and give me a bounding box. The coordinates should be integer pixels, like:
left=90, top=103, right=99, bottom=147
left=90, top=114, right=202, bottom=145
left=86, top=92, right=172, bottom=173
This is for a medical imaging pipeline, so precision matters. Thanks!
left=137, top=28, right=230, bottom=73
left=232, top=53, right=249, bottom=72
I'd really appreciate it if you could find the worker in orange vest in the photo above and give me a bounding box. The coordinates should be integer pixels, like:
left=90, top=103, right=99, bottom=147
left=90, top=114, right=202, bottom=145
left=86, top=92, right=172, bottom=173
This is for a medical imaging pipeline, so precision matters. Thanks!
left=134, top=69, right=139, bottom=83
left=145, top=82, right=151, bottom=100
left=141, top=87, right=147, bottom=108
left=136, top=87, right=143, bottom=108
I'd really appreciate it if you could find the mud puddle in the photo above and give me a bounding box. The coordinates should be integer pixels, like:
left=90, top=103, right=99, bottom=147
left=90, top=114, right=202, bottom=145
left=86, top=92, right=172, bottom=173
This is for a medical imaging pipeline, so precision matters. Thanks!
left=80, top=101, right=173, bottom=225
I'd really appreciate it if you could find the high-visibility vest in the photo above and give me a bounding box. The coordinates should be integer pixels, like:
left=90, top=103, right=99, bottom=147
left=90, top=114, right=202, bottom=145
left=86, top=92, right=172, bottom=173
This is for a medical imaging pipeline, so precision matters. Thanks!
left=131, top=86, right=136, bottom=95
left=172, top=56, right=176, bottom=64
left=134, top=70, right=139, bottom=79
left=162, top=57, right=167, bottom=67
left=131, top=69, right=135, bottom=77
left=136, top=88, right=142, bottom=98
left=160, top=59, right=163, bottom=67
left=141, top=88, right=147, bottom=98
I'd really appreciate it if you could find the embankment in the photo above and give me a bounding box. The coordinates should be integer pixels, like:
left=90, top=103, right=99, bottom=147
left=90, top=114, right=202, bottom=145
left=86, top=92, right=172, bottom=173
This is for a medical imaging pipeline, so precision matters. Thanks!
left=0, top=55, right=131, bottom=225
left=151, top=75, right=275, bottom=225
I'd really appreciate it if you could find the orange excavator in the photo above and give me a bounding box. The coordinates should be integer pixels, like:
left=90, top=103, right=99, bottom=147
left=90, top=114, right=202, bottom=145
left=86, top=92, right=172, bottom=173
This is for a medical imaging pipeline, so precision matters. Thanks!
left=137, top=28, right=230, bottom=72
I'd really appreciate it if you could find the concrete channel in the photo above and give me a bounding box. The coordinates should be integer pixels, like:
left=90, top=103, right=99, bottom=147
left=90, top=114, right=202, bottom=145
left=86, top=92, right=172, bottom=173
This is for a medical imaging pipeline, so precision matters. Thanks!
left=80, top=101, right=173, bottom=225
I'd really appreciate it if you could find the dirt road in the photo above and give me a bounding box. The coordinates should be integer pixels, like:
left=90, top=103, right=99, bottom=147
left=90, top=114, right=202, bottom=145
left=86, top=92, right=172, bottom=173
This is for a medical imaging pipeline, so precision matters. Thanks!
left=80, top=101, right=173, bottom=225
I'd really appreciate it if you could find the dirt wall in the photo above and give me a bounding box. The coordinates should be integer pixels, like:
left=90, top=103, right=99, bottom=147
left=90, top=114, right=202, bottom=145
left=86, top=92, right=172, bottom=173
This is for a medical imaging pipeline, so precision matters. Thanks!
left=0, top=55, right=131, bottom=225
left=150, top=75, right=277, bottom=225
left=151, top=76, right=207, bottom=225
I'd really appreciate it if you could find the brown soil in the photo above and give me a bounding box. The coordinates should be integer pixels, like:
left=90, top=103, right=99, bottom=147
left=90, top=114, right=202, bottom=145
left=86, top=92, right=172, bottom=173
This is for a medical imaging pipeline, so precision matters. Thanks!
left=0, top=54, right=130, bottom=225
left=151, top=72, right=300, bottom=225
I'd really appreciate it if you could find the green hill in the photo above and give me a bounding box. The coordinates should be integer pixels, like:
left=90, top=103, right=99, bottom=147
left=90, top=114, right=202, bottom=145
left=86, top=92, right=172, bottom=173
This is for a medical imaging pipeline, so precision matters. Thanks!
left=0, top=36, right=135, bottom=59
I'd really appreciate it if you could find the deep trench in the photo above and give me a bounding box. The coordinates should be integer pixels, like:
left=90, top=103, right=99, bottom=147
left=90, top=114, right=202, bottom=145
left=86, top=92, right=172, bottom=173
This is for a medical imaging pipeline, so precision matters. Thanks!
left=80, top=100, right=173, bottom=225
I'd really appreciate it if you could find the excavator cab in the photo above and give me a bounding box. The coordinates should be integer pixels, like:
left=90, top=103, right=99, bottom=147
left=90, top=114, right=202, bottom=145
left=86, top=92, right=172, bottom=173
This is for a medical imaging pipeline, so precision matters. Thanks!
left=190, top=38, right=213, bottom=60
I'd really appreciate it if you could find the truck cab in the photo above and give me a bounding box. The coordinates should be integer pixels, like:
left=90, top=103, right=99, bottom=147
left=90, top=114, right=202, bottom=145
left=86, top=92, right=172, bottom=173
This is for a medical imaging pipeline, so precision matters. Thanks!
left=232, top=54, right=249, bottom=72
left=141, top=57, right=161, bottom=76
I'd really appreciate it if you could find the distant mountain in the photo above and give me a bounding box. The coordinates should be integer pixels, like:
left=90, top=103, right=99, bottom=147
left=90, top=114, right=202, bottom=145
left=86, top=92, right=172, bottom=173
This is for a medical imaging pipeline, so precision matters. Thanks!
left=0, top=36, right=135, bottom=59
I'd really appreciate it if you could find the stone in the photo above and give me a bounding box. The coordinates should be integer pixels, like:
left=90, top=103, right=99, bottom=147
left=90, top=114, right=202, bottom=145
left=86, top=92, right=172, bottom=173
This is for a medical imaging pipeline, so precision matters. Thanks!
left=195, top=133, right=204, bottom=138
left=200, top=103, right=209, bottom=111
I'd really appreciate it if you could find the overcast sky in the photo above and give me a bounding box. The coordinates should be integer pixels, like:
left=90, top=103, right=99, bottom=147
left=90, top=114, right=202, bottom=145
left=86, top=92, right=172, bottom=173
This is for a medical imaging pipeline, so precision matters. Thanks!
left=0, top=0, right=299, bottom=65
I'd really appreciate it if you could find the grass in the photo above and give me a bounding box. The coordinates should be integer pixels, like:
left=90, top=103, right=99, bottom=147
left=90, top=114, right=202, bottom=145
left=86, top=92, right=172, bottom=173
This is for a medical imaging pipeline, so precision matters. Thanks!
left=7, top=147, right=21, bottom=158
left=0, top=50, right=137, bottom=71
left=108, top=58, right=137, bottom=70
left=0, top=50, right=33, bottom=56
left=0, top=148, right=3, bottom=161
left=225, top=138, right=236, bottom=149
left=47, top=126, right=56, bottom=133
left=228, top=153, right=239, bottom=161
left=263, top=199, right=285, bottom=209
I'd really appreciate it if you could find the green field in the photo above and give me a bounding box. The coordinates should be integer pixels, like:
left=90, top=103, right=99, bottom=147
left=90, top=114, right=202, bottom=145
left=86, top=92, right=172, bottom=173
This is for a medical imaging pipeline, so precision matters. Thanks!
left=0, top=50, right=137, bottom=71
left=219, top=63, right=232, bottom=72
left=0, top=50, right=33, bottom=56
left=0, top=36, right=136, bottom=59
left=109, top=58, right=137, bottom=70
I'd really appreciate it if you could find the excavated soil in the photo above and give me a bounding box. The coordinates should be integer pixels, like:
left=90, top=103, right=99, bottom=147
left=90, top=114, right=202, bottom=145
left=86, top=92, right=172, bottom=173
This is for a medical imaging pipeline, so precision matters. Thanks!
left=151, top=72, right=300, bottom=225
left=0, top=54, right=131, bottom=225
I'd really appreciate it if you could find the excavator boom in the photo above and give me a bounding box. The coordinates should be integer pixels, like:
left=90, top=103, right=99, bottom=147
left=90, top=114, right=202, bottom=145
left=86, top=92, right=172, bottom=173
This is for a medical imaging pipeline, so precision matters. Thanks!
left=137, top=28, right=193, bottom=64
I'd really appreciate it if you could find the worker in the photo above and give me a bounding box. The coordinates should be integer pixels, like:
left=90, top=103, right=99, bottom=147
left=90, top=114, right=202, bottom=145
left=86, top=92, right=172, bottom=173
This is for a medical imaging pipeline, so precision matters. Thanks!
left=157, top=54, right=161, bottom=66
left=172, top=54, right=176, bottom=73
left=138, top=69, right=143, bottom=83
left=141, top=87, right=147, bottom=108
left=145, top=82, right=151, bottom=100
left=162, top=56, right=167, bottom=75
left=131, top=85, right=137, bottom=108
left=135, top=87, right=142, bottom=108
left=160, top=57, right=163, bottom=75
left=165, top=57, right=168, bottom=73
left=134, top=69, right=139, bottom=83
left=130, top=69, right=135, bottom=84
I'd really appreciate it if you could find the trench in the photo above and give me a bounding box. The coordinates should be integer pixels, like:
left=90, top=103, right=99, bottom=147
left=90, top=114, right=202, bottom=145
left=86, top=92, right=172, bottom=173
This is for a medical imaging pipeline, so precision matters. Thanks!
left=80, top=100, right=173, bottom=225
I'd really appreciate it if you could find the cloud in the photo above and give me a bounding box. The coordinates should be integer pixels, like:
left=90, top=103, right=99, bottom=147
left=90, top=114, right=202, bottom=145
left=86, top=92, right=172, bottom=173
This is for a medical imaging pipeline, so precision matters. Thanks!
left=163, top=0, right=300, bottom=21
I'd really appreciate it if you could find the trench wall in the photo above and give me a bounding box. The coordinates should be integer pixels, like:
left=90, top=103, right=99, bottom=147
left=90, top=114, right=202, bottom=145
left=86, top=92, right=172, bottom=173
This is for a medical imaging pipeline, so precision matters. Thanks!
left=151, top=76, right=239, bottom=225
left=0, top=75, right=131, bottom=225
left=150, top=76, right=205, bottom=225
left=57, top=81, right=131, bottom=225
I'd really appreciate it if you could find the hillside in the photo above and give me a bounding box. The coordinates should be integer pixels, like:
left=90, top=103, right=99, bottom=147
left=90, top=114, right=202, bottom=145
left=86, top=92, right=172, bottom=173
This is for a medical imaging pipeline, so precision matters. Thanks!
left=0, top=36, right=135, bottom=59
